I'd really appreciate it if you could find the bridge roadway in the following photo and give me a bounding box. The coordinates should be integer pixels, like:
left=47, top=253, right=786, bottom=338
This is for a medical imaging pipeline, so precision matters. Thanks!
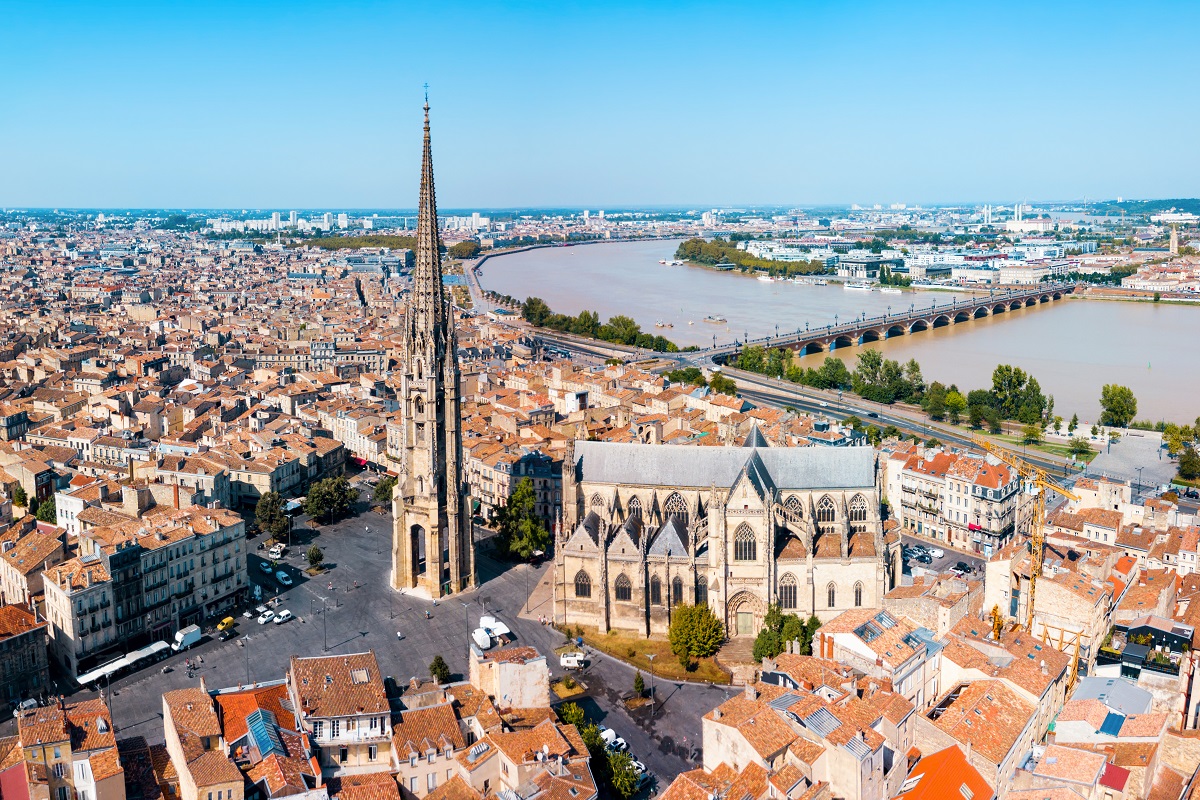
left=706, top=283, right=1077, bottom=361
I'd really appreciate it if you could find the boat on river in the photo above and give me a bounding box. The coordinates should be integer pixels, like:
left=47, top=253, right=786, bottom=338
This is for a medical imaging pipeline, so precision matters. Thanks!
left=704, top=315, right=727, bottom=324
left=757, top=275, right=775, bottom=283
left=880, top=287, right=902, bottom=295
left=844, top=282, right=872, bottom=291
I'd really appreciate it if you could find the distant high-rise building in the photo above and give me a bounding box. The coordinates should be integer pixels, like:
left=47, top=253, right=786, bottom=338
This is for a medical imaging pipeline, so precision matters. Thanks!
left=322, top=212, right=333, bottom=230
left=598, top=210, right=605, bottom=220
left=288, top=210, right=298, bottom=228
left=271, top=211, right=281, bottom=230
left=582, top=209, right=590, bottom=221
left=338, top=213, right=349, bottom=229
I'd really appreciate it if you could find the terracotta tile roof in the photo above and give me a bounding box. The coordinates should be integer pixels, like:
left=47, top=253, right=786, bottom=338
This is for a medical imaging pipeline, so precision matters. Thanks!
left=1033, top=744, right=1106, bottom=785
left=929, top=680, right=1034, bottom=766
left=423, top=775, right=478, bottom=800
left=213, top=682, right=295, bottom=743
left=289, top=650, right=388, bottom=719
left=392, top=702, right=465, bottom=757
left=894, top=745, right=992, bottom=800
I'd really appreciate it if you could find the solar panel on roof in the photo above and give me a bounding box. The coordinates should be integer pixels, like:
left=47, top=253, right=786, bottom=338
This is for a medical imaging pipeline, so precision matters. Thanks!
left=844, top=737, right=872, bottom=760
left=246, top=709, right=284, bottom=759
left=804, top=708, right=840, bottom=738
left=768, top=692, right=803, bottom=712
left=855, top=622, right=882, bottom=643
left=1099, top=712, right=1125, bottom=738
left=875, top=611, right=898, bottom=629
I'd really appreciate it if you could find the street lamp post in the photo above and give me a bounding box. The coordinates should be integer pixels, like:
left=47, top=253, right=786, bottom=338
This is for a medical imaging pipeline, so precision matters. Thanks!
left=319, top=597, right=328, bottom=652
left=1135, top=466, right=1144, bottom=496
left=461, top=602, right=471, bottom=661
left=645, top=654, right=656, bottom=728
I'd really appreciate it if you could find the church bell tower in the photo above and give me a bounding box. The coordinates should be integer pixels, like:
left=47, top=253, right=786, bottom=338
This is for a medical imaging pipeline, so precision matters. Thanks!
left=391, top=99, right=475, bottom=597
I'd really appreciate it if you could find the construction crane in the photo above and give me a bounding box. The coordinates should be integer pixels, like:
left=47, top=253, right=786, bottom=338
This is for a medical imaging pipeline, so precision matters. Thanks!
left=970, top=435, right=1079, bottom=633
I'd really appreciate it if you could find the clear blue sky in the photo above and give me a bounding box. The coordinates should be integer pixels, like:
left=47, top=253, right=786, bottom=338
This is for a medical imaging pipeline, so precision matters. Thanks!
left=2, top=0, right=1197, bottom=209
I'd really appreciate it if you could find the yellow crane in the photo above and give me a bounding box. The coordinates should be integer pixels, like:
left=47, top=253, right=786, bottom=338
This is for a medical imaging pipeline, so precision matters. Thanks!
left=970, top=435, right=1079, bottom=633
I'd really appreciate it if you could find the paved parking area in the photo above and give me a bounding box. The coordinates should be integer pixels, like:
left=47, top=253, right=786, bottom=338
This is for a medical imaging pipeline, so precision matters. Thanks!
left=899, top=533, right=985, bottom=581
left=14, top=490, right=722, bottom=788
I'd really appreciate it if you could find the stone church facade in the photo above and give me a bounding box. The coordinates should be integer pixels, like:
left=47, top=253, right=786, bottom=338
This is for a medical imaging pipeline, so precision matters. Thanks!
left=554, top=434, right=900, bottom=637
left=390, top=101, right=474, bottom=598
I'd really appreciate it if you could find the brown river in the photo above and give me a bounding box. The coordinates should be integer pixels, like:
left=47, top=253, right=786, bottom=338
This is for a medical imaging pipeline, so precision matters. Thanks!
left=481, top=239, right=1198, bottom=424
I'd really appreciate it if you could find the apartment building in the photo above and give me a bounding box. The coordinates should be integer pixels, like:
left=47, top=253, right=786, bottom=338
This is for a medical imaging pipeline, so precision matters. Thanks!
left=0, top=603, right=50, bottom=704
left=16, top=697, right=125, bottom=800
left=286, top=651, right=392, bottom=773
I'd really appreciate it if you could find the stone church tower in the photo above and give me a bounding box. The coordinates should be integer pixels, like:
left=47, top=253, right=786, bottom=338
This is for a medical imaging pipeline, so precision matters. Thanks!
left=391, top=101, right=474, bottom=597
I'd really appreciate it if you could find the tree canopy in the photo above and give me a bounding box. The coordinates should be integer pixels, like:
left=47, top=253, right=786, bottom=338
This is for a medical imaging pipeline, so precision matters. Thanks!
left=521, top=296, right=680, bottom=353
left=668, top=603, right=725, bottom=659
left=256, top=491, right=291, bottom=540
left=494, top=477, right=550, bottom=560
left=303, top=476, right=357, bottom=523
left=448, top=240, right=481, bottom=258
left=1099, top=384, right=1138, bottom=427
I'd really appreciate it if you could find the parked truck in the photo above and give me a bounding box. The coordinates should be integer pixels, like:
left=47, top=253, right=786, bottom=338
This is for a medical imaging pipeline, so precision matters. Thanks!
left=171, top=624, right=202, bottom=652
left=559, top=652, right=587, bottom=670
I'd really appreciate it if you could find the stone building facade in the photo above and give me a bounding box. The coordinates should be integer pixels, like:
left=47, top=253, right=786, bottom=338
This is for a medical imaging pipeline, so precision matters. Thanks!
left=554, top=434, right=900, bottom=638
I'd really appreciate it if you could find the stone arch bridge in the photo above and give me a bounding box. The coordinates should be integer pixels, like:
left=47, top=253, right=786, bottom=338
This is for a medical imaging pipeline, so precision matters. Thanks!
left=708, top=283, right=1077, bottom=361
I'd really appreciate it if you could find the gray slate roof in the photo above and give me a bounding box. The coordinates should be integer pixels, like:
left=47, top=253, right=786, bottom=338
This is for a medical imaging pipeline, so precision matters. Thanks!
left=573, top=440, right=874, bottom=490
left=1072, top=676, right=1153, bottom=716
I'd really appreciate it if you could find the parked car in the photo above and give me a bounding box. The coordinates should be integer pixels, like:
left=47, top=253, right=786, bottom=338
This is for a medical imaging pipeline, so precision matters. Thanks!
left=217, top=616, right=236, bottom=632
left=276, top=570, right=293, bottom=587
left=955, top=561, right=974, bottom=574
left=600, top=728, right=627, bottom=752
left=274, top=609, right=294, bottom=624
left=258, top=561, right=273, bottom=574
left=257, top=609, right=276, bottom=625
left=928, top=548, right=945, bottom=559
left=916, top=553, right=932, bottom=564
left=12, top=698, right=38, bottom=717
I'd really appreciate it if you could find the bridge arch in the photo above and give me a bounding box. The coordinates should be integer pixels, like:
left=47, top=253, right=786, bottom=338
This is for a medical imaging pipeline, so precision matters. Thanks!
left=832, top=334, right=855, bottom=350
left=953, top=310, right=972, bottom=323
left=1009, top=300, right=1023, bottom=310
left=993, top=303, right=1006, bottom=314
left=1024, top=297, right=1037, bottom=307
left=886, top=325, right=907, bottom=338
left=932, top=314, right=952, bottom=328
left=973, top=306, right=990, bottom=318
left=860, top=328, right=884, bottom=343
left=909, top=319, right=930, bottom=333
left=800, top=341, right=825, bottom=356
left=1052, top=290, right=1063, bottom=300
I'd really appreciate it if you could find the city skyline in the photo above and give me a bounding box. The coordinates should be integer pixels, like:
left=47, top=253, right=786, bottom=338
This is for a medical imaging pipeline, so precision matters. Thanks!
left=3, top=1, right=1199, bottom=207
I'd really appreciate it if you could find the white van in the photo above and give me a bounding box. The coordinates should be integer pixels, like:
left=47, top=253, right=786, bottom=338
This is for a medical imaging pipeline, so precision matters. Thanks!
left=560, top=652, right=587, bottom=670
left=268, top=543, right=286, bottom=559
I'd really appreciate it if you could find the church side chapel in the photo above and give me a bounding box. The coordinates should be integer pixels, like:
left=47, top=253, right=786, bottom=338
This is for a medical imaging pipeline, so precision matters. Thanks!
left=555, top=428, right=900, bottom=638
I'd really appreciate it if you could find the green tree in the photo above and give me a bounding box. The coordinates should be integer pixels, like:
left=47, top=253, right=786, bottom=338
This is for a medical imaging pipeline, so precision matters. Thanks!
left=12, top=485, right=27, bottom=508
left=668, top=603, right=725, bottom=658
left=608, top=751, right=642, bottom=800
left=633, top=672, right=645, bottom=697
left=372, top=476, right=397, bottom=503
left=923, top=381, right=947, bottom=420
left=429, top=655, right=451, bottom=684
left=522, top=296, right=552, bottom=326
left=665, top=367, right=706, bottom=388
left=495, top=477, right=551, bottom=560
left=1178, top=446, right=1200, bottom=480
left=985, top=406, right=1003, bottom=434
left=448, top=240, right=481, bottom=258
left=992, top=364, right=1029, bottom=419
left=968, top=404, right=987, bottom=429
left=1068, top=437, right=1094, bottom=458
left=1068, top=413, right=1079, bottom=434
left=256, top=491, right=290, bottom=540
left=709, top=373, right=737, bottom=396
left=307, top=545, right=325, bottom=570
left=1099, top=384, right=1138, bottom=427
left=602, top=315, right=642, bottom=346
left=1091, top=424, right=1099, bottom=437
left=945, top=391, right=967, bottom=424
left=558, top=702, right=585, bottom=726
left=35, top=495, right=56, bottom=523
left=1022, top=424, right=1043, bottom=445
left=303, top=476, right=357, bottom=522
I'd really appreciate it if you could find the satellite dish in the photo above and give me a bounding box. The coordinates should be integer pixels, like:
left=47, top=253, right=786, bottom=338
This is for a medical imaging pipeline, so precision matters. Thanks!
left=542, top=744, right=549, bottom=755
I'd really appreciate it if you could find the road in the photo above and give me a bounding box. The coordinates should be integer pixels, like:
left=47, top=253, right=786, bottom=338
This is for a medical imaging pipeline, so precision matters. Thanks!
left=1, top=485, right=720, bottom=788
left=899, top=533, right=986, bottom=579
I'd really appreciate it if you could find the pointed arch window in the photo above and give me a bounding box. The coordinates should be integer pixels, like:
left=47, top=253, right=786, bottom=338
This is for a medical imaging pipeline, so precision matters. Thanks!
left=849, top=495, right=869, bottom=533
left=614, top=574, right=632, bottom=602
left=779, top=574, right=798, bottom=609
left=695, top=579, right=708, bottom=606
left=854, top=581, right=864, bottom=607
left=827, top=582, right=837, bottom=608
left=734, top=525, right=757, bottom=562
left=574, top=571, right=591, bottom=598
left=627, top=496, right=642, bottom=520
left=816, top=496, right=836, bottom=523
left=414, top=396, right=425, bottom=416
left=589, top=493, right=605, bottom=512
left=650, top=576, right=662, bottom=605
left=785, top=495, right=803, bottom=519
left=664, top=493, right=688, bottom=528
left=671, top=576, right=683, bottom=605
